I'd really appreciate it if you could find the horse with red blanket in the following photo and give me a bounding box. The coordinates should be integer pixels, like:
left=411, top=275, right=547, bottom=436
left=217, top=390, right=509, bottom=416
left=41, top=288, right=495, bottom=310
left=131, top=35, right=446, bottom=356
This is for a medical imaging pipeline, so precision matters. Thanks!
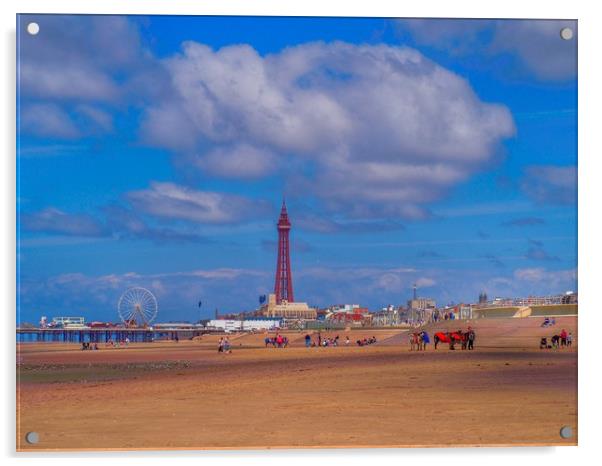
left=433, top=330, right=467, bottom=350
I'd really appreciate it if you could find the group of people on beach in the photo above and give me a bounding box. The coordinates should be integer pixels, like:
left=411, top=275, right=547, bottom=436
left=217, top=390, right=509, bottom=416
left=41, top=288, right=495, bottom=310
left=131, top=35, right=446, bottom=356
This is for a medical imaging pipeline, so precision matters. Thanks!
left=81, top=342, right=99, bottom=350
left=356, top=336, right=377, bottom=346
left=303, top=333, right=352, bottom=347
left=265, top=334, right=289, bottom=348
left=540, top=328, right=573, bottom=349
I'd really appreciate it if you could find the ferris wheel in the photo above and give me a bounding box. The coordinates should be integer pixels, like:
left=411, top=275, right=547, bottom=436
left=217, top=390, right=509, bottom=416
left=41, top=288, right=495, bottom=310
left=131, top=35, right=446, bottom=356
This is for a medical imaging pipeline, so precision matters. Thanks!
left=117, top=287, right=158, bottom=327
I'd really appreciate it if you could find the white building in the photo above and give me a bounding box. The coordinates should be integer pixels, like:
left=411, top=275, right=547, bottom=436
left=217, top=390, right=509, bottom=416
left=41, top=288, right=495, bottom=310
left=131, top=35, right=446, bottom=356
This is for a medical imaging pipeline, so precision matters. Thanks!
left=206, top=319, right=282, bottom=332
left=51, top=316, right=87, bottom=328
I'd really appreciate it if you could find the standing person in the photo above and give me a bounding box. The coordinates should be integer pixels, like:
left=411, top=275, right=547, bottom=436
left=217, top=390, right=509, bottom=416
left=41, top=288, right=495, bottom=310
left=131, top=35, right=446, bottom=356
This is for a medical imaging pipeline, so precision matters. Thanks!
left=305, top=333, right=311, bottom=348
left=224, top=337, right=231, bottom=353
left=560, top=328, right=568, bottom=347
left=421, top=331, right=430, bottom=350
left=345, top=336, right=350, bottom=346
left=567, top=332, right=573, bottom=347
left=218, top=337, right=224, bottom=353
left=467, top=327, right=476, bottom=350
left=317, top=332, right=322, bottom=348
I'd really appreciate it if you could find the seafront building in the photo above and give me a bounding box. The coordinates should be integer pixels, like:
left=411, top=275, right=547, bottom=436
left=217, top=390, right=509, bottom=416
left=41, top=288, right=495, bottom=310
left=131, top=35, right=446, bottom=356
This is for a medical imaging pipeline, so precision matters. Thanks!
left=262, top=293, right=317, bottom=320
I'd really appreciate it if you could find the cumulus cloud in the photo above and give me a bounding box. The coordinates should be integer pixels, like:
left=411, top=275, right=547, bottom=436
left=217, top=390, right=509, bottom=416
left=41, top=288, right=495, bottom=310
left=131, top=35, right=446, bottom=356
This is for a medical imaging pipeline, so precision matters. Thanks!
left=127, top=182, right=271, bottom=224
left=18, top=15, right=142, bottom=102
left=18, top=15, right=169, bottom=140
left=142, top=40, right=514, bottom=219
left=398, top=19, right=577, bottom=81
left=521, top=165, right=577, bottom=205
left=18, top=17, right=517, bottom=222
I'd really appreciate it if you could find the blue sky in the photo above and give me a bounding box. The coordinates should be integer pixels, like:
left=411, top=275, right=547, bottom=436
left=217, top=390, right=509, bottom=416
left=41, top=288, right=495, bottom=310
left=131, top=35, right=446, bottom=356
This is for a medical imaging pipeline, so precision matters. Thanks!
left=17, top=15, right=577, bottom=323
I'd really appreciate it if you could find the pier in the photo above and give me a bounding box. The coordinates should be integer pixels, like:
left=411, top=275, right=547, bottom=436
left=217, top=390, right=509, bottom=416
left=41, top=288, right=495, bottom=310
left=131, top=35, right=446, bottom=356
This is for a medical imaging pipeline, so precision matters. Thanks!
left=16, top=327, right=212, bottom=344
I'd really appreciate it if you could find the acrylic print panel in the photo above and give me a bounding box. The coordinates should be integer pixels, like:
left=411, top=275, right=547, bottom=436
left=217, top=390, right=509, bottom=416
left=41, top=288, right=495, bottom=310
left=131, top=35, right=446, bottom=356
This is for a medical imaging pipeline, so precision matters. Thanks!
left=16, top=15, right=578, bottom=451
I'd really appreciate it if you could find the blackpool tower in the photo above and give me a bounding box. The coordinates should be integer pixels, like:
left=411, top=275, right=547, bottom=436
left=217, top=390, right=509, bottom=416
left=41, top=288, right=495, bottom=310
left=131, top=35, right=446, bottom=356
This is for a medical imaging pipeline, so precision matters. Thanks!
left=274, top=199, right=294, bottom=304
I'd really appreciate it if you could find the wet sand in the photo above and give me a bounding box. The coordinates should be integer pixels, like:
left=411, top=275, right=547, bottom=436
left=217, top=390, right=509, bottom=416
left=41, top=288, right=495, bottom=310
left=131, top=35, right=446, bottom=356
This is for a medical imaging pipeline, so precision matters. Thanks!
left=16, top=318, right=577, bottom=450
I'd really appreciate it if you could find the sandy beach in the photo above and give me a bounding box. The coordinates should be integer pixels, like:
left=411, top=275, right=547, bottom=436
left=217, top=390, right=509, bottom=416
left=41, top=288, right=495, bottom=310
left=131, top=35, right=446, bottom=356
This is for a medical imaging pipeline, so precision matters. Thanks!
left=16, top=317, right=577, bottom=450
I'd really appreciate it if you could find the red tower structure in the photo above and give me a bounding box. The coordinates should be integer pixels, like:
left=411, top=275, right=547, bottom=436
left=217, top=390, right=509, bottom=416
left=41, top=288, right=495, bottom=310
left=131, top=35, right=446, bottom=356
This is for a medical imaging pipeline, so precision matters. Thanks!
left=274, top=200, right=294, bottom=304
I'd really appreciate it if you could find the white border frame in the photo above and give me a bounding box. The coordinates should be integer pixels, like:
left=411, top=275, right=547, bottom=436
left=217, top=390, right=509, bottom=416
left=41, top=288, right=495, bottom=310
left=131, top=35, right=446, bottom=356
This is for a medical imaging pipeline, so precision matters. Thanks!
left=3, top=1, right=601, bottom=465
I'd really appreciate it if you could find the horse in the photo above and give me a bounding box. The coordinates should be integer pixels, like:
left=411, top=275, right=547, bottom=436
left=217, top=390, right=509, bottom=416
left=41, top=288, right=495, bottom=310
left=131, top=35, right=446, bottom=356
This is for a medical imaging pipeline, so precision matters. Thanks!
left=433, top=332, right=448, bottom=349
left=433, top=331, right=465, bottom=349
left=409, top=332, right=423, bottom=351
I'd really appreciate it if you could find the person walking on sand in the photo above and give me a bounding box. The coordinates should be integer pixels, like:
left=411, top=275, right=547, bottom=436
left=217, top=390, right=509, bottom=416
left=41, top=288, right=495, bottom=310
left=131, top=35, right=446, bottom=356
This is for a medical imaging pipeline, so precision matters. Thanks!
left=218, top=337, right=224, bottom=353
left=567, top=332, right=573, bottom=347
left=305, top=333, right=311, bottom=348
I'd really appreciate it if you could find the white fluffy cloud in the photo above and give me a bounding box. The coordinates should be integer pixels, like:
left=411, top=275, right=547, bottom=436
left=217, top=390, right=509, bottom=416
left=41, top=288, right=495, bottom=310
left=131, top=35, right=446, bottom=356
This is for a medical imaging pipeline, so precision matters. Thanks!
left=143, top=41, right=515, bottom=219
left=127, top=182, right=270, bottom=224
